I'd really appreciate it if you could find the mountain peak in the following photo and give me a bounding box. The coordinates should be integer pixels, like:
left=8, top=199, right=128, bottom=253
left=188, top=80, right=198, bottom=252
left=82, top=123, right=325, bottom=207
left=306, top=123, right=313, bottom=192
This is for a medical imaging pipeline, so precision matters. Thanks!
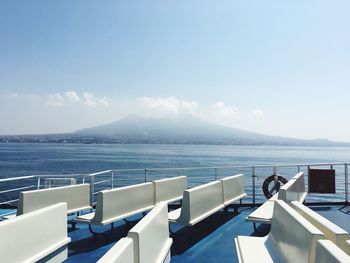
left=72, top=114, right=347, bottom=146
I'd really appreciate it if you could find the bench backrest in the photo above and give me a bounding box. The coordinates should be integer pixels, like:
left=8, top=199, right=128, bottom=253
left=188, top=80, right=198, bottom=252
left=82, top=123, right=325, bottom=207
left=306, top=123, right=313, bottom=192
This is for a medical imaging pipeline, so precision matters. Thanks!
left=17, top=183, right=91, bottom=215
left=0, top=203, right=70, bottom=262
left=97, top=237, right=134, bottom=263
left=93, top=182, right=154, bottom=224
left=291, top=201, right=350, bottom=255
left=278, top=172, right=305, bottom=202
left=128, top=202, right=172, bottom=263
left=177, top=181, right=224, bottom=225
left=268, top=200, right=324, bottom=263
left=153, top=176, right=187, bottom=204
left=315, top=240, right=350, bottom=263
left=220, top=174, right=246, bottom=205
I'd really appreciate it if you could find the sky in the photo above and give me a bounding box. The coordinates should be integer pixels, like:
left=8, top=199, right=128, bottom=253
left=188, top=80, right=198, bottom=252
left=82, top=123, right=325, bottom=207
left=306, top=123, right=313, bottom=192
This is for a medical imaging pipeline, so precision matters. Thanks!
left=0, top=1, right=349, bottom=141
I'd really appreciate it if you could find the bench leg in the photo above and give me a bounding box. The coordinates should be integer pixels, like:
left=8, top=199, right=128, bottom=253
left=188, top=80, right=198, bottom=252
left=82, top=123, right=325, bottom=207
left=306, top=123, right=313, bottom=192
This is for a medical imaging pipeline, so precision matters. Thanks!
left=88, top=224, right=111, bottom=235
left=252, top=223, right=270, bottom=237
left=169, top=225, right=175, bottom=236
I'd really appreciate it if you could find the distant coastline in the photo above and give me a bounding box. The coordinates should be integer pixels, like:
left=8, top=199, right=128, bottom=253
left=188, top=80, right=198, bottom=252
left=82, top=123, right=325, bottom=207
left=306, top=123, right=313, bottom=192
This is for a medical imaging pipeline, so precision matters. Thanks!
left=2, top=115, right=349, bottom=147
left=0, top=134, right=349, bottom=147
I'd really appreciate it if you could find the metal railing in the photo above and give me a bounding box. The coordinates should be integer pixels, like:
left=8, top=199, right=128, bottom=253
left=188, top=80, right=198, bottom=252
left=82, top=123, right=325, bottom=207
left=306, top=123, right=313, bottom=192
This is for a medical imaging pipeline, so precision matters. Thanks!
left=0, top=162, right=349, bottom=207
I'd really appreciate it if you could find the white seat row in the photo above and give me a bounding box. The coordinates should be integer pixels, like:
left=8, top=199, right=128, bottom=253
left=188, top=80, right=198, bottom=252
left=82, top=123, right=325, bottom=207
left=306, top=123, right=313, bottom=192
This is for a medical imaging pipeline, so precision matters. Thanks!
left=169, top=174, right=246, bottom=226
left=75, top=176, right=187, bottom=231
left=98, top=202, right=172, bottom=263
left=236, top=200, right=325, bottom=263
left=153, top=175, right=187, bottom=204
left=0, top=203, right=71, bottom=263
left=315, top=240, right=350, bottom=263
left=3, top=184, right=92, bottom=220
left=245, top=172, right=306, bottom=225
left=19, top=183, right=92, bottom=215
left=291, top=201, right=350, bottom=255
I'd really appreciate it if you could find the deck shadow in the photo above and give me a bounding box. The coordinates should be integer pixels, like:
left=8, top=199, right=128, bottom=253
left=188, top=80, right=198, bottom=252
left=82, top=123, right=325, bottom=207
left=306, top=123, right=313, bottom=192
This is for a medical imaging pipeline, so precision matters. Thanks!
left=170, top=210, right=239, bottom=255
left=68, top=223, right=131, bottom=256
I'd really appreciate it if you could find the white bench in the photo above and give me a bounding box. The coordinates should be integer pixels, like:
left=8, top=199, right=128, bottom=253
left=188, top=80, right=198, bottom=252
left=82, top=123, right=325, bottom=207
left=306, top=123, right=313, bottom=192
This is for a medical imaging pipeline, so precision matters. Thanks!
left=97, top=237, right=134, bottom=263
left=220, top=174, right=246, bottom=206
left=246, top=172, right=306, bottom=226
left=315, top=240, right=350, bottom=263
left=0, top=203, right=71, bottom=263
left=279, top=172, right=307, bottom=203
left=75, top=182, right=154, bottom=233
left=235, top=200, right=325, bottom=263
left=168, top=181, right=224, bottom=226
left=291, top=201, right=350, bottom=255
left=98, top=202, right=172, bottom=263
left=153, top=176, right=187, bottom=204
left=16, top=183, right=91, bottom=216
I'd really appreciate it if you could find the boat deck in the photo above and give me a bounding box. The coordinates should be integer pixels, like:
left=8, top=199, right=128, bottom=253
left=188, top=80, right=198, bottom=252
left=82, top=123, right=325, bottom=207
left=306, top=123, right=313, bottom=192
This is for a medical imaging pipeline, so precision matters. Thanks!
left=3, top=204, right=348, bottom=262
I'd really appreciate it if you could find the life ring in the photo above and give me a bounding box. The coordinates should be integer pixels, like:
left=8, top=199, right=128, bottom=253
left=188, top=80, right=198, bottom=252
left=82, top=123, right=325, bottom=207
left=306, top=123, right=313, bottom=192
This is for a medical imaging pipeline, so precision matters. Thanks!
left=262, top=174, right=288, bottom=199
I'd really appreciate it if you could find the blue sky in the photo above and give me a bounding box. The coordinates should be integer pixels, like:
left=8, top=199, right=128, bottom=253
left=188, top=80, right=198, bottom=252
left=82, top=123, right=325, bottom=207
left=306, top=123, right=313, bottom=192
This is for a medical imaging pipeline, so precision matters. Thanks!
left=0, top=1, right=349, bottom=141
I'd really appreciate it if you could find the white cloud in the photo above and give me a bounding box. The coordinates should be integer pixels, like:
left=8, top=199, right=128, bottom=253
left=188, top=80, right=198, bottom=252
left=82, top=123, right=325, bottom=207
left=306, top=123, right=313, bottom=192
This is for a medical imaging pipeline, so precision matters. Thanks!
left=212, top=101, right=239, bottom=118
left=211, top=102, right=264, bottom=120
left=10, top=93, right=19, bottom=98
left=138, top=96, right=198, bottom=115
left=65, top=91, right=80, bottom=103
left=46, top=91, right=109, bottom=108
left=181, top=101, right=198, bottom=115
left=83, top=92, right=109, bottom=107
left=46, top=93, right=66, bottom=107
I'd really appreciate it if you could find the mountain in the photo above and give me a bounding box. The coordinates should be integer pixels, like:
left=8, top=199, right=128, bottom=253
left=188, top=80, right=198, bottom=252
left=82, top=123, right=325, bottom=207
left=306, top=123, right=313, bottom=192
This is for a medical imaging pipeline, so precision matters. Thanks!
left=1, top=115, right=348, bottom=145
left=71, top=115, right=348, bottom=146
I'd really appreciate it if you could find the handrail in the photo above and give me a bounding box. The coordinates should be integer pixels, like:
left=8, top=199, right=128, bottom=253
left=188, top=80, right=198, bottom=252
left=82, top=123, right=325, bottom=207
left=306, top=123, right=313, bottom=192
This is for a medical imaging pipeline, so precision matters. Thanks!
left=89, top=170, right=112, bottom=176
left=0, top=185, right=35, bottom=194
left=0, top=162, right=349, bottom=207
left=0, top=175, right=35, bottom=182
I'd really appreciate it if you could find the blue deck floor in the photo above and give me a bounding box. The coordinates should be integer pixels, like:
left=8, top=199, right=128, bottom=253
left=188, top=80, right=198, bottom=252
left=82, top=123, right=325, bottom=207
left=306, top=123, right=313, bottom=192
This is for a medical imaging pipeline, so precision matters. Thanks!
left=1, top=205, right=350, bottom=262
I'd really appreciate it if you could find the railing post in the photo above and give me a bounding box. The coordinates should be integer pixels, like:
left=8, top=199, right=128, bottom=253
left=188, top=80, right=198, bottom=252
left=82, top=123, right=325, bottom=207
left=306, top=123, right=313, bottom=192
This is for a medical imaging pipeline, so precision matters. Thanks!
left=37, top=177, right=41, bottom=190
left=297, top=166, right=300, bottom=173
left=252, top=166, right=256, bottom=205
left=345, top=163, right=348, bottom=203
left=144, top=168, right=148, bottom=182
left=90, top=175, right=95, bottom=206
left=214, top=168, right=217, bottom=180
left=111, top=171, right=114, bottom=189
left=273, top=166, right=277, bottom=175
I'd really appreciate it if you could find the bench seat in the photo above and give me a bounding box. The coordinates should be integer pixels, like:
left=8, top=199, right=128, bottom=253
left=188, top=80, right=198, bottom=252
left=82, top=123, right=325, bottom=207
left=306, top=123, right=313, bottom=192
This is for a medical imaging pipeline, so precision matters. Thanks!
left=235, top=236, right=275, bottom=263
left=168, top=181, right=224, bottom=226
left=97, top=237, right=134, bottom=263
left=77, top=205, right=155, bottom=226
left=236, top=200, right=325, bottom=263
left=245, top=199, right=275, bottom=224
left=246, top=172, right=306, bottom=225
left=291, top=201, right=350, bottom=255
left=315, top=240, right=350, bottom=263
left=168, top=204, right=224, bottom=226
left=11, top=184, right=92, bottom=218
left=153, top=176, right=187, bottom=204
left=75, top=182, right=155, bottom=228
left=220, top=174, right=247, bottom=206
left=0, top=203, right=71, bottom=262
left=98, top=202, right=172, bottom=263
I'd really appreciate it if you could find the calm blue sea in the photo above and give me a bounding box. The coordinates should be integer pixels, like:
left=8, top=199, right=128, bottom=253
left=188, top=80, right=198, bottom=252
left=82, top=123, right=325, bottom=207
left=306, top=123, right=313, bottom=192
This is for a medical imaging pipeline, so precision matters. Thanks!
left=0, top=143, right=349, bottom=203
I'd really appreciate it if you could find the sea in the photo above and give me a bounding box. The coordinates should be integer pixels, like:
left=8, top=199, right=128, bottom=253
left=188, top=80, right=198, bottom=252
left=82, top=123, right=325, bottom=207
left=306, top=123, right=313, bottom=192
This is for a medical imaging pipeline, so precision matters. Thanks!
left=0, top=143, right=349, bottom=203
